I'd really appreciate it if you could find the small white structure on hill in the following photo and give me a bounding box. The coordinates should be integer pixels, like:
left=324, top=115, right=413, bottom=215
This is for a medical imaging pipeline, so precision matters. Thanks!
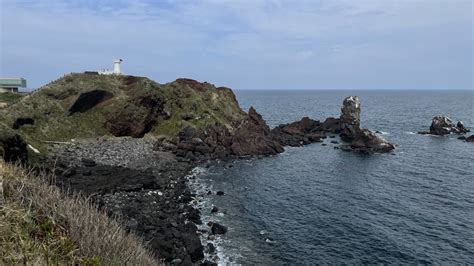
left=99, top=59, right=123, bottom=75
left=113, top=59, right=123, bottom=74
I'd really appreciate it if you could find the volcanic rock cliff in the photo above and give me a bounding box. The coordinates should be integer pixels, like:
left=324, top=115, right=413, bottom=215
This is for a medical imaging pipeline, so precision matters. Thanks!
left=0, top=74, right=251, bottom=157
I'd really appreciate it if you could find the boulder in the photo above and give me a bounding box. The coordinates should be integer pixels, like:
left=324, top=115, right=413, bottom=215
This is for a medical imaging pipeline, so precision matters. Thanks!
left=210, top=222, right=228, bottom=235
left=466, top=135, right=474, bottom=142
left=420, top=116, right=470, bottom=135
left=350, top=129, right=395, bottom=154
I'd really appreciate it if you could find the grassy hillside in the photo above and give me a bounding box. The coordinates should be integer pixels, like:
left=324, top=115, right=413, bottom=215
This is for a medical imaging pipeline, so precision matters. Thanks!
left=0, top=73, right=246, bottom=153
left=0, top=161, right=157, bottom=265
left=0, top=92, right=25, bottom=104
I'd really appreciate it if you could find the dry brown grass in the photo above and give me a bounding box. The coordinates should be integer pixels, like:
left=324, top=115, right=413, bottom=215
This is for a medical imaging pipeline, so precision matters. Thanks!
left=0, top=161, right=159, bottom=265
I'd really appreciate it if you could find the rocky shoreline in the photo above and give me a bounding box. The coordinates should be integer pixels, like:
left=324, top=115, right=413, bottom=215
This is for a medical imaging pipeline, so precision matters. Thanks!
left=43, top=138, right=211, bottom=264
left=1, top=94, right=399, bottom=264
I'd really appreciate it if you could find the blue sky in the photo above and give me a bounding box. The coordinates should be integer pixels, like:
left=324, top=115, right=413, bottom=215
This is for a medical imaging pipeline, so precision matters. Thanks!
left=0, top=0, right=472, bottom=90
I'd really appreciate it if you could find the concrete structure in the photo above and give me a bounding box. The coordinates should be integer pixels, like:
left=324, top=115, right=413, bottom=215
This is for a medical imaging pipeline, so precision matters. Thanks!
left=99, top=59, right=123, bottom=75
left=0, top=78, right=26, bottom=93
left=113, top=59, right=123, bottom=74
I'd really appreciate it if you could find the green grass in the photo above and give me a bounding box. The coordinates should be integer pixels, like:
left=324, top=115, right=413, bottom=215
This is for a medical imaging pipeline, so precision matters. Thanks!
left=1, top=161, right=158, bottom=265
left=0, top=73, right=247, bottom=155
left=0, top=92, right=25, bottom=104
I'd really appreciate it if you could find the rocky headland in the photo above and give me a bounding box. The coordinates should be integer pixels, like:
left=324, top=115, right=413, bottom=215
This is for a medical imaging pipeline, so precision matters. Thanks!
left=0, top=73, right=396, bottom=264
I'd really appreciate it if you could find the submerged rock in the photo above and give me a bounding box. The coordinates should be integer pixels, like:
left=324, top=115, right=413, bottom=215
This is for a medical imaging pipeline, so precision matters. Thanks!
left=419, top=116, right=470, bottom=136
left=465, top=135, right=474, bottom=142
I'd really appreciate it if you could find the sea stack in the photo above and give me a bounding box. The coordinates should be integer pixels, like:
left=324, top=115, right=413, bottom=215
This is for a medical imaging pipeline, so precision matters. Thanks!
left=339, top=96, right=395, bottom=154
left=340, top=96, right=361, bottom=142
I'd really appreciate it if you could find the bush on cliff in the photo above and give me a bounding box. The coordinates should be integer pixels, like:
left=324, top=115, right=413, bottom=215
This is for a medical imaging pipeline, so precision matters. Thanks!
left=0, top=161, right=157, bottom=265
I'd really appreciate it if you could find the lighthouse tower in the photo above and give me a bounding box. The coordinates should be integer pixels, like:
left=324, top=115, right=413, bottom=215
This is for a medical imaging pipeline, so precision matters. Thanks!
left=113, top=59, right=123, bottom=75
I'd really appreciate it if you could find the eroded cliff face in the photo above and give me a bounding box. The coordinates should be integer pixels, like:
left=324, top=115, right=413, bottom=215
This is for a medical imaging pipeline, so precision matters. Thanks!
left=0, top=74, right=246, bottom=155
left=155, top=106, right=284, bottom=160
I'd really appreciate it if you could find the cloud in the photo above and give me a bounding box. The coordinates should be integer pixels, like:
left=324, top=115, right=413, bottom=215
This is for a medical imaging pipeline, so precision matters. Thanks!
left=0, top=0, right=472, bottom=90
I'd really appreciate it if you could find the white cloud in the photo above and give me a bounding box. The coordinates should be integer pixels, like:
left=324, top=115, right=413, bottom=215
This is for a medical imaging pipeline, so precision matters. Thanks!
left=0, top=0, right=472, bottom=90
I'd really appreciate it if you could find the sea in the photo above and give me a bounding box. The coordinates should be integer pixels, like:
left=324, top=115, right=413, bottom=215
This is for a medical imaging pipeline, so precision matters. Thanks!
left=189, top=90, right=474, bottom=264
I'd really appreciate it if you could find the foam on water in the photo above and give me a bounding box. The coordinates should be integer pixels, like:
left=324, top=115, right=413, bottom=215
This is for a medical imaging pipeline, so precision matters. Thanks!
left=186, top=166, right=241, bottom=265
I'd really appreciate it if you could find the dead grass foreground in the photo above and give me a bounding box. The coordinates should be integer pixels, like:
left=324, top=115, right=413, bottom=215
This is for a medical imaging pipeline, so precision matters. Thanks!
left=0, top=161, right=158, bottom=265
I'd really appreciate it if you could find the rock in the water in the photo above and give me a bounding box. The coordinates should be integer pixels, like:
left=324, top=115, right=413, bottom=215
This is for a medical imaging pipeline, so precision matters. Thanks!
left=270, top=116, right=339, bottom=147
left=216, top=191, right=225, bottom=196
left=351, top=129, right=395, bottom=154
left=337, top=96, right=394, bottom=154
left=211, top=206, right=219, bottom=213
left=421, top=116, right=470, bottom=136
left=207, top=243, right=216, bottom=254
left=211, top=222, right=228, bottom=234
left=466, top=135, right=474, bottom=142
left=340, top=96, right=361, bottom=142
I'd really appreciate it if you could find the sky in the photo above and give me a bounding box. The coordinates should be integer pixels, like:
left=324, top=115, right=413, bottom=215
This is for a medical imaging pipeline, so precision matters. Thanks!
left=0, top=0, right=472, bottom=90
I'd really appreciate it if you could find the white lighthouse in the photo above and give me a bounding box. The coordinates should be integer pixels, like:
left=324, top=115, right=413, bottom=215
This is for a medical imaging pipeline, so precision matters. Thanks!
left=113, top=59, right=123, bottom=75
left=98, top=59, right=124, bottom=75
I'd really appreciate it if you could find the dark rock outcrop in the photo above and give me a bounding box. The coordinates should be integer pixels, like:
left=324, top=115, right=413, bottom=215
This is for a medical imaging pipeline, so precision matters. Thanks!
left=156, top=107, right=284, bottom=160
left=230, top=107, right=284, bottom=156
left=105, top=92, right=167, bottom=138
left=68, top=90, right=114, bottom=115
left=340, top=96, right=361, bottom=142
left=271, top=96, right=394, bottom=154
left=210, top=222, right=228, bottom=235
left=338, top=96, right=394, bottom=154
left=271, top=117, right=340, bottom=146
left=51, top=158, right=204, bottom=263
left=12, top=117, right=35, bottom=129
left=465, top=135, right=474, bottom=142
left=0, top=126, right=28, bottom=163
left=418, top=116, right=470, bottom=136
left=349, top=129, right=395, bottom=154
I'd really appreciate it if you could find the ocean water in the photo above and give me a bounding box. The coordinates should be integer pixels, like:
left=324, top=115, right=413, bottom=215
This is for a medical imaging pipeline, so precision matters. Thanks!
left=194, top=90, right=474, bottom=264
